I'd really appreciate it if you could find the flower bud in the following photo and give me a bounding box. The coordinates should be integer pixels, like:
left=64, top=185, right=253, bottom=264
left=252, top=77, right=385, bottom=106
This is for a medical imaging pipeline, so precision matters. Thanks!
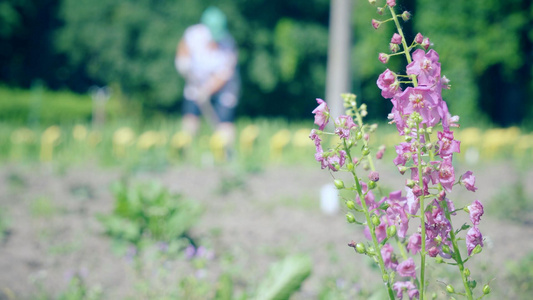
left=378, top=53, right=389, bottom=64
left=377, top=7, right=384, bottom=15
left=483, top=284, right=491, bottom=295
left=334, top=179, right=345, bottom=189
left=371, top=214, right=380, bottom=226
left=355, top=131, right=363, bottom=140
left=346, top=200, right=356, bottom=210
left=372, top=19, right=381, bottom=29
left=387, top=225, right=397, bottom=237
left=398, top=166, right=407, bottom=175
left=406, top=179, right=416, bottom=188
left=446, top=285, right=455, bottom=294
left=391, top=33, right=402, bottom=44
left=435, top=256, right=443, bottom=264
left=442, top=245, right=451, bottom=254
left=415, top=33, right=424, bottom=44
left=362, top=147, right=370, bottom=156
left=426, top=126, right=433, bottom=134
left=346, top=213, right=356, bottom=223
left=389, top=43, right=400, bottom=53
left=434, top=235, right=442, bottom=244
left=368, top=180, right=377, bottom=189
left=368, top=0, right=376, bottom=5
left=368, top=171, right=380, bottom=182
left=356, top=243, right=366, bottom=254
left=347, top=162, right=354, bottom=172
left=382, top=274, right=389, bottom=282
left=473, top=244, right=483, bottom=255
left=464, top=268, right=471, bottom=277
left=401, top=11, right=411, bottom=21
left=386, top=0, right=396, bottom=7
left=379, top=202, right=390, bottom=211
left=422, top=37, right=431, bottom=50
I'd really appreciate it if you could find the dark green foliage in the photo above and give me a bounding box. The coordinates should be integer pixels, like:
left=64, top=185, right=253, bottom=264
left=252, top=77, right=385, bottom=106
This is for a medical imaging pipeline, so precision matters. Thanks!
left=1, top=0, right=532, bottom=125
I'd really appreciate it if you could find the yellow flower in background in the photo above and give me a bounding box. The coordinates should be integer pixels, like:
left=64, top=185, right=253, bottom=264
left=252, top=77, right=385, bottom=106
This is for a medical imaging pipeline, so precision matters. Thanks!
left=72, top=124, right=88, bottom=141
left=11, top=127, right=36, bottom=144
left=40, top=125, right=61, bottom=161
left=210, top=131, right=230, bottom=162
left=482, top=127, right=520, bottom=158
left=137, top=131, right=167, bottom=150
left=292, top=128, right=313, bottom=148
left=270, top=129, right=291, bottom=160
left=170, top=131, right=192, bottom=149
left=113, top=127, right=136, bottom=157
left=87, top=131, right=102, bottom=147
left=239, top=124, right=260, bottom=155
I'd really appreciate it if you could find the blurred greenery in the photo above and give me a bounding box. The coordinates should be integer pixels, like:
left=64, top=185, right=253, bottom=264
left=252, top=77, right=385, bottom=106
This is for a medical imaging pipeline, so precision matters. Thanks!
left=1, top=0, right=531, bottom=126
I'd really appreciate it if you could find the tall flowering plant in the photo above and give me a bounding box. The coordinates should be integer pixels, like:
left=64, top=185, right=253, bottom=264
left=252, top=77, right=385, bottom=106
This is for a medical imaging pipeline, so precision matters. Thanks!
left=310, top=1, right=489, bottom=299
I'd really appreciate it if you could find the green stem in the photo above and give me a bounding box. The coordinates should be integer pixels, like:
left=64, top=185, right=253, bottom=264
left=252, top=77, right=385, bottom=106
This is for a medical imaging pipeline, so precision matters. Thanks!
left=389, top=6, right=418, bottom=87
left=444, top=204, right=474, bottom=300
left=415, top=129, right=427, bottom=300
left=343, top=140, right=395, bottom=300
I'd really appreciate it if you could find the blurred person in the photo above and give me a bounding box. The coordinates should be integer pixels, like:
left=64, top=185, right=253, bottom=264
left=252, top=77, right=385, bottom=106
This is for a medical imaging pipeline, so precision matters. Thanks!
left=175, top=6, right=240, bottom=153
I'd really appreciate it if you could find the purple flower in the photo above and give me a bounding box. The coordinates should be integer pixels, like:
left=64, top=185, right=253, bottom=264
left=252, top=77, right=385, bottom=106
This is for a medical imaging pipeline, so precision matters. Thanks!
left=468, top=200, right=484, bottom=226
left=387, top=0, right=396, bottom=7
left=396, top=258, right=417, bottom=278
left=437, top=157, right=455, bottom=192
left=466, top=226, right=483, bottom=256
left=386, top=203, right=409, bottom=238
left=406, top=49, right=441, bottom=87
left=312, top=98, right=330, bottom=130
left=393, top=281, right=419, bottom=300
left=381, top=243, right=398, bottom=269
left=334, top=115, right=356, bottom=139
left=377, top=69, right=401, bottom=99
left=437, top=130, right=461, bottom=158
left=461, top=171, right=477, bottom=192
left=407, top=233, right=422, bottom=254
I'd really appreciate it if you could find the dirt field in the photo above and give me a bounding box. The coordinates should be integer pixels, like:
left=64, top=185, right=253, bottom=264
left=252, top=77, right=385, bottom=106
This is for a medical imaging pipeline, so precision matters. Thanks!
left=0, top=160, right=532, bottom=299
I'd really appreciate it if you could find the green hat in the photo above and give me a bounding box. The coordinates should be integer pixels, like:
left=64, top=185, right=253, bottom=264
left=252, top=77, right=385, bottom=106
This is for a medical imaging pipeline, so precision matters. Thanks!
left=201, top=6, right=228, bottom=42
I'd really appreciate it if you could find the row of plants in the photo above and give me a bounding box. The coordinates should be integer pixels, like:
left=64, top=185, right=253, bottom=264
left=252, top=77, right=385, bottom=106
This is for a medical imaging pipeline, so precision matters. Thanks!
left=2, top=119, right=533, bottom=171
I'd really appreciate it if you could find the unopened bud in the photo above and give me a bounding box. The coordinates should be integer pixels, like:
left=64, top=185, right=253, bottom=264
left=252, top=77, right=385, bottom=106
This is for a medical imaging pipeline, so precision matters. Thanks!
left=371, top=214, right=380, bottom=226
left=415, top=33, right=424, bottom=44
left=368, top=0, right=376, bottom=5
left=422, top=37, right=431, bottom=50
left=473, top=244, right=483, bottom=255
left=406, top=179, right=416, bottom=188
left=426, top=126, right=433, bottom=134
left=368, top=171, right=380, bottom=182
left=346, top=200, right=356, bottom=210
left=387, top=225, right=397, bottom=237
left=435, top=256, right=444, bottom=264
left=378, top=53, right=389, bottom=64
left=483, top=284, right=491, bottom=295
left=346, top=213, right=356, bottom=223
left=464, top=268, right=471, bottom=277
left=401, top=11, right=411, bottom=21
left=379, top=202, right=390, bottom=210
left=356, top=243, right=366, bottom=254
left=442, top=245, right=451, bottom=254
left=347, top=162, right=354, bottom=172
left=446, top=285, right=455, bottom=294
left=362, top=147, right=370, bottom=156
left=398, top=166, right=407, bottom=175
left=389, top=43, right=400, bottom=53
left=334, top=179, right=345, bottom=189
left=382, top=274, right=389, bottom=282
left=355, top=131, right=363, bottom=140
left=368, top=180, right=377, bottom=189
left=372, top=19, right=381, bottom=29
left=377, top=7, right=384, bottom=15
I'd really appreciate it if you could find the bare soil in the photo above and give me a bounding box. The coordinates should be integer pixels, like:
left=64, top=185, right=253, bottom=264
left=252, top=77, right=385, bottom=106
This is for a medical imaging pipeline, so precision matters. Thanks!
left=0, top=161, right=532, bottom=299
